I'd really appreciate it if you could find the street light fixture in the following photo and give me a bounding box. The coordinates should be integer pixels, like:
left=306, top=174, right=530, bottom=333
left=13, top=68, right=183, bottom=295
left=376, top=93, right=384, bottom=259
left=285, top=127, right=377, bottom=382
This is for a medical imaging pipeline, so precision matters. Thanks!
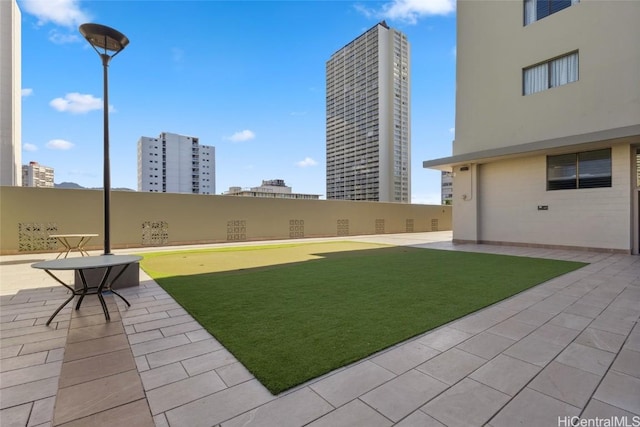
left=79, top=23, right=129, bottom=255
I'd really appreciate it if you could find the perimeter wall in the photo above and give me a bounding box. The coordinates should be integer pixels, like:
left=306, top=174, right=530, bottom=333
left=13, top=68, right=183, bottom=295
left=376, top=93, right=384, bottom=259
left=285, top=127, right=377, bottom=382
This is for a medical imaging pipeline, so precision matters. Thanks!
left=0, top=187, right=451, bottom=254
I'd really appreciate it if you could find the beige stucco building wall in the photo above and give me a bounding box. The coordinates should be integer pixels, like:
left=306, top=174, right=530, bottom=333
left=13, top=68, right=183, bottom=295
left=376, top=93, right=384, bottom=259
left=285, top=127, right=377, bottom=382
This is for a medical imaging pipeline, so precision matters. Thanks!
left=454, top=0, right=639, bottom=155
left=424, top=0, right=640, bottom=253
left=0, top=187, right=451, bottom=254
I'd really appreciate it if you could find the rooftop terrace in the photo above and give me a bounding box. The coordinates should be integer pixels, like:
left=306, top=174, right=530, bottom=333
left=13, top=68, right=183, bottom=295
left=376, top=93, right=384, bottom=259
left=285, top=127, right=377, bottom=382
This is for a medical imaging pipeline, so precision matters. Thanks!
left=1, top=232, right=639, bottom=426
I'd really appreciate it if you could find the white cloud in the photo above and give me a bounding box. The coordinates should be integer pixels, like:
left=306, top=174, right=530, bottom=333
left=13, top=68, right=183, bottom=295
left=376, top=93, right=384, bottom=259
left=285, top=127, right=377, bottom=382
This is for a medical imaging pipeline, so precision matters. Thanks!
left=356, top=0, right=455, bottom=24
left=48, top=29, right=81, bottom=44
left=23, top=143, right=38, bottom=152
left=50, top=93, right=103, bottom=114
left=225, top=130, right=256, bottom=143
left=22, top=88, right=34, bottom=97
left=296, top=157, right=318, bottom=168
left=46, top=139, right=74, bottom=150
left=20, top=0, right=90, bottom=27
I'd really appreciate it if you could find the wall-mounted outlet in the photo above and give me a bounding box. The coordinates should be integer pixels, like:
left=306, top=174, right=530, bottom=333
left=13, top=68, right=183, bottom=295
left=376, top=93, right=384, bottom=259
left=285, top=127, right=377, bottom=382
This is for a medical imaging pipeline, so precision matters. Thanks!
left=537, top=205, right=549, bottom=211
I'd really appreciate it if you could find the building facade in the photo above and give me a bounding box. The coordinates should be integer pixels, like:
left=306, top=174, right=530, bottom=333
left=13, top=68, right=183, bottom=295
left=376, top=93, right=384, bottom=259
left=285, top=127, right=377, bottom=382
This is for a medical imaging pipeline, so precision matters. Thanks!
left=326, top=21, right=410, bottom=203
left=224, top=179, right=320, bottom=200
left=138, top=132, right=215, bottom=195
left=0, top=0, right=22, bottom=186
left=424, top=0, right=640, bottom=253
left=22, top=161, right=54, bottom=187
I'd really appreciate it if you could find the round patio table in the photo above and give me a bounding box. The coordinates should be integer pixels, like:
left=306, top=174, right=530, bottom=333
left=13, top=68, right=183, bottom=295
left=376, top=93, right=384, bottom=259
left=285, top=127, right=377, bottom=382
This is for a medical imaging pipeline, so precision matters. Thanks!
left=32, top=255, right=142, bottom=325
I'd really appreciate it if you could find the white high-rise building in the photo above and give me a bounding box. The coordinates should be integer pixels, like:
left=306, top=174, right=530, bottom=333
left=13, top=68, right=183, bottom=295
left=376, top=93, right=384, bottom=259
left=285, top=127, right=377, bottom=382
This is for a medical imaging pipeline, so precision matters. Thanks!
left=0, top=0, right=22, bottom=186
left=326, top=21, right=410, bottom=203
left=22, top=161, right=54, bottom=187
left=137, top=132, right=215, bottom=195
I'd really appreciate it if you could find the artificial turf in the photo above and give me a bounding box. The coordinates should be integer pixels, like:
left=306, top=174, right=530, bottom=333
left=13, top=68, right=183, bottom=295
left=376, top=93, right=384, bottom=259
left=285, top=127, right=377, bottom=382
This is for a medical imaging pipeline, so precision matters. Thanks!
left=139, top=242, right=586, bottom=394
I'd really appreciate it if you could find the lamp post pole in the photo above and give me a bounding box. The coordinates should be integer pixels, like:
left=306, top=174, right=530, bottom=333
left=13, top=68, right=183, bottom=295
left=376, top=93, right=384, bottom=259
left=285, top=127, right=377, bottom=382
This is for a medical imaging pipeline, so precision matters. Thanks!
left=79, top=23, right=129, bottom=255
left=101, top=53, right=111, bottom=254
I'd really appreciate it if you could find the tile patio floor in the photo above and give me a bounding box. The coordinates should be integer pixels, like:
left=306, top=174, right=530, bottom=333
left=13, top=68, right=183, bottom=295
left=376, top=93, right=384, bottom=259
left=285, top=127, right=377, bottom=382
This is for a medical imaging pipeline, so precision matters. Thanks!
left=1, top=232, right=639, bottom=426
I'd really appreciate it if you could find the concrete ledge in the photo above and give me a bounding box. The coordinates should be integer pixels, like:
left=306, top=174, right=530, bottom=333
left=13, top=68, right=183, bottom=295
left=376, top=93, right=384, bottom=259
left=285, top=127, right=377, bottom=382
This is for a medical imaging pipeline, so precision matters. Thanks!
left=74, top=263, right=140, bottom=290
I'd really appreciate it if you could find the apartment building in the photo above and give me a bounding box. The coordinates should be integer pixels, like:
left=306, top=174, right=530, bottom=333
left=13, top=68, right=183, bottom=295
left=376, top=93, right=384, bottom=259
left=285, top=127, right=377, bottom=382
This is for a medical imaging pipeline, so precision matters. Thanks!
left=423, top=0, right=640, bottom=253
left=326, top=21, right=411, bottom=203
left=224, top=179, right=320, bottom=200
left=138, top=132, right=215, bottom=195
left=0, top=0, right=21, bottom=186
left=21, top=161, right=54, bottom=187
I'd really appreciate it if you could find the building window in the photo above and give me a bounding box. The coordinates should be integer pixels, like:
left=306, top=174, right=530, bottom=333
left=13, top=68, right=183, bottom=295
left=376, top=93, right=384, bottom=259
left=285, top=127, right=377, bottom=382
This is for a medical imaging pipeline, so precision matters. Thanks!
left=523, top=51, right=578, bottom=95
left=524, top=0, right=578, bottom=25
left=547, top=149, right=611, bottom=190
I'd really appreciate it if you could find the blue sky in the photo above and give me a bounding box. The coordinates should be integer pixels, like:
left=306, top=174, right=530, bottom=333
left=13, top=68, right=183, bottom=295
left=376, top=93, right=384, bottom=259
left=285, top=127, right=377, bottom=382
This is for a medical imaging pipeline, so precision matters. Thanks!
left=18, top=0, right=456, bottom=203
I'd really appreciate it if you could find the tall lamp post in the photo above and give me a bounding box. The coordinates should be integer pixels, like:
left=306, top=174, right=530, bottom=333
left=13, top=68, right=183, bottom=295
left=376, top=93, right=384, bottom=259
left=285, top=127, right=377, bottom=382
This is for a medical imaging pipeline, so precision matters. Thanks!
left=79, top=23, right=129, bottom=255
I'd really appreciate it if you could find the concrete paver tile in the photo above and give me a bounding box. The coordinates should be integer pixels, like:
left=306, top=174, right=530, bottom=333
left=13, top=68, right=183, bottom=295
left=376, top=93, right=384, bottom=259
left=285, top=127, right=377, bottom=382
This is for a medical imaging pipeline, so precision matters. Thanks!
left=57, top=398, right=154, bottom=427
left=416, top=347, right=486, bottom=385
left=455, top=331, right=515, bottom=360
left=611, top=349, right=640, bottom=378
left=421, top=378, right=510, bottom=427
left=581, top=398, right=639, bottom=421
left=549, top=312, right=592, bottom=331
left=27, top=396, right=55, bottom=427
left=529, top=361, right=601, bottom=408
left=503, top=336, right=564, bottom=367
left=216, top=362, right=254, bottom=387
left=140, top=362, right=189, bottom=391
left=0, top=377, right=59, bottom=410
left=309, top=361, right=395, bottom=408
left=563, top=302, right=604, bottom=319
left=53, top=370, right=145, bottom=425
left=146, top=370, right=227, bottom=415
left=18, top=337, right=67, bottom=356
left=58, top=348, right=136, bottom=388
left=0, top=351, right=47, bottom=372
left=0, top=344, right=22, bottom=359
left=575, top=328, right=626, bottom=353
left=186, top=329, right=214, bottom=342
left=488, top=388, right=580, bottom=427
left=45, top=347, right=65, bottom=363
left=469, top=354, right=541, bottom=396
left=131, top=333, right=190, bottom=357
left=0, top=328, right=68, bottom=348
left=65, top=321, right=124, bottom=344
left=510, top=308, right=556, bottom=327
left=0, top=402, right=31, bottom=427
left=222, top=387, right=334, bottom=427
left=529, top=323, right=581, bottom=346
left=127, top=329, right=164, bottom=345
left=164, top=379, right=275, bottom=427
left=68, top=311, right=120, bottom=328
left=62, top=333, right=130, bottom=362
left=486, top=319, right=538, bottom=341
left=120, top=311, right=169, bottom=326
left=160, top=320, right=204, bottom=337
left=394, top=410, right=445, bottom=427
left=131, top=314, right=195, bottom=333
left=306, top=399, right=392, bottom=427
left=556, top=343, right=616, bottom=376
left=144, top=337, right=223, bottom=368
left=181, top=348, right=237, bottom=376
left=417, top=326, right=473, bottom=352
left=361, top=369, right=448, bottom=422
left=370, top=341, right=440, bottom=375
left=593, top=370, right=640, bottom=414
left=0, top=361, right=62, bottom=389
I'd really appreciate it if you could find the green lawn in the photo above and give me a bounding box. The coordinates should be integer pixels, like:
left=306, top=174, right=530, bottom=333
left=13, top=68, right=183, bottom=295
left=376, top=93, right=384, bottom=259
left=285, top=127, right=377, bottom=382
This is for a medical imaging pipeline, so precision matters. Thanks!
left=140, top=242, right=586, bottom=394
